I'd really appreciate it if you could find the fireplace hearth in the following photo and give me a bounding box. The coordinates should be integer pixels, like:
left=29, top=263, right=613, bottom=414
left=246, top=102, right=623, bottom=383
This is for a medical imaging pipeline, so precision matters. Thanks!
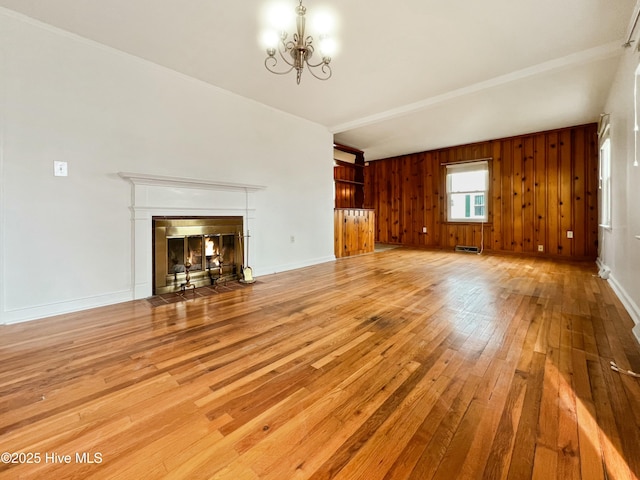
left=153, top=217, right=243, bottom=294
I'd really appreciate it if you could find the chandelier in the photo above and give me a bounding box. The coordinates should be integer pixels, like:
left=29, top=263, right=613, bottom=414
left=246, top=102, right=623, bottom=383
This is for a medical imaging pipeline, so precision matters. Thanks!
left=263, top=1, right=335, bottom=84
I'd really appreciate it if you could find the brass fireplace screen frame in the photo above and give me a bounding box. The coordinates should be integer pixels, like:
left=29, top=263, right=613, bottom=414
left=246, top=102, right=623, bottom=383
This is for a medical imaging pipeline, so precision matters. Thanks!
left=152, top=216, right=243, bottom=294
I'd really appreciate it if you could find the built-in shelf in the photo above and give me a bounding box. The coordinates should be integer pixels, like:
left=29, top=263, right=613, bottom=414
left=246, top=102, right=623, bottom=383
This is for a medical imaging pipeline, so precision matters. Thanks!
left=334, top=143, right=365, bottom=209
left=335, top=179, right=365, bottom=186
left=334, top=159, right=364, bottom=169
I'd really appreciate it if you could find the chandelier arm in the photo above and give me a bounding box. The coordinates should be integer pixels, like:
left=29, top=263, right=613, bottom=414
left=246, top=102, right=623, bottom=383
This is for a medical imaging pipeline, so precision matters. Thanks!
left=265, top=57, right=295, bottom=75
left=264, top=39, right=296, bottom=74
left=278, top=40, right=297, bottom=67
left=306, top=57, right=329, bottom=68
left=306, top=63, right=332, bottom=81
left=304, top=41, right=315, bottom=58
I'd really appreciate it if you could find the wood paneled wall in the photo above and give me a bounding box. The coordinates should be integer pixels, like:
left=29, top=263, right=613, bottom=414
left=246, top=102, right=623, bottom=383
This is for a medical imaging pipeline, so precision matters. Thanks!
left=364, top=124, right=599, bottom=260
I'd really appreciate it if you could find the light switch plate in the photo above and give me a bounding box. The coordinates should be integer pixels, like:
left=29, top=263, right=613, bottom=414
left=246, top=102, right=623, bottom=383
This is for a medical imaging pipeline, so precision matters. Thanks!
left=54, top=161, right=68, bottom=177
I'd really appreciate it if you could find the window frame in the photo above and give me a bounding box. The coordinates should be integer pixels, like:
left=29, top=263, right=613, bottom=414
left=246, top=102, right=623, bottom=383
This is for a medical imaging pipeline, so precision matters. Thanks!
left=598, top=123, right=612, bottom=230
left=445, top=160, right=489, bottom=223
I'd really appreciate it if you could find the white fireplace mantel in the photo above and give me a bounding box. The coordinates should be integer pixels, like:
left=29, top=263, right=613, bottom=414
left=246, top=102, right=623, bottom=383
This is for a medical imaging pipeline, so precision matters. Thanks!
left=118, top=172, right=265, bottom=299
left=118, top=172, right=266, bottom=193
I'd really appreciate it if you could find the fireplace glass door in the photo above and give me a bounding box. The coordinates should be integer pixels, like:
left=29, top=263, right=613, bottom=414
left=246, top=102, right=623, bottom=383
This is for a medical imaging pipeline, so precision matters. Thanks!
left=153, top=217, right=243, bottom=294
left=187, top=236, right=203, bottom=272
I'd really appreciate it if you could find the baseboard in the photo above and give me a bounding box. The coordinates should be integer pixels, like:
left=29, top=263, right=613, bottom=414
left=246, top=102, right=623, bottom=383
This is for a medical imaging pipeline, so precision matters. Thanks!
left=1, top=290, right=133, bottom=325
left=255, top=255, right=336, bottom=277
left=1, top=255, right=337, bottom=325
left=607, top=273, right=640, bottom=344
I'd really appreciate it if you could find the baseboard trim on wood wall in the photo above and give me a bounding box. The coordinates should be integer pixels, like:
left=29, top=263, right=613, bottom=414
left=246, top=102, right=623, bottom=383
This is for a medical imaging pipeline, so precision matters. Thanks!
left=376, top=243, right=598, bottom=263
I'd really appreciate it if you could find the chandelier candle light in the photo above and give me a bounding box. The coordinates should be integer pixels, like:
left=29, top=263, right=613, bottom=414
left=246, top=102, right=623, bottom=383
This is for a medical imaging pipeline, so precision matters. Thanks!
left=263, top=1, right=336, bottom=84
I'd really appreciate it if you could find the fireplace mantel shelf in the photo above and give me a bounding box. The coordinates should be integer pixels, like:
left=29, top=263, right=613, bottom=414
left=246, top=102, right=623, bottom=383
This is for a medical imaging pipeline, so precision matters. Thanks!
left=118, top=172, right=266, bottom=192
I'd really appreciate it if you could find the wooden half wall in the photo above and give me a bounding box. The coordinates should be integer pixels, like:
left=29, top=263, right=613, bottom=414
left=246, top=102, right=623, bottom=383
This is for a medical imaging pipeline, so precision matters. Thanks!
left=364, top=123, right=599, bottom=260
left=334, top=208, right=375, bottom=258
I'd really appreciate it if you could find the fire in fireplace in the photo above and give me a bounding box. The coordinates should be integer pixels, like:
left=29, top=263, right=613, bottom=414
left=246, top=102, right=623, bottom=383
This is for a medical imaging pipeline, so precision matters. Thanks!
left=153, top=216, right=243, bottom=294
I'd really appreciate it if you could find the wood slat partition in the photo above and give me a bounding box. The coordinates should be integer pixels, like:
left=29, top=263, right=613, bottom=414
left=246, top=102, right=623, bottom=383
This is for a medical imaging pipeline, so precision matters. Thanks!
left=364, top=123, right=599, bottom=260
left=334, top=208, right=375, bottom=258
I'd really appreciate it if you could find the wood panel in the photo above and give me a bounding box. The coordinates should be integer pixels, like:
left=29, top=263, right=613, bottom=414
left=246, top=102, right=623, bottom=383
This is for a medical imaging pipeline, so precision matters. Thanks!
left=573, top=128, right=586, bottom=258
left=490, top=141, right=502, bottom=252
left=502, top=139, right=514, bottom=252
left=547, top=132, right=560, bottom=255
left=427, top=151, right=442, bottom=247
left=334, top=208, right=375, bottom=258
left=1, top=249, right=639, bottom=479
left=523, top=136, right=535, bottom=253
left=512, top=139, right=524, bottom=253
left=364, top=124, right=599, bottom=260
left=534, top=134, right=547, bottom=254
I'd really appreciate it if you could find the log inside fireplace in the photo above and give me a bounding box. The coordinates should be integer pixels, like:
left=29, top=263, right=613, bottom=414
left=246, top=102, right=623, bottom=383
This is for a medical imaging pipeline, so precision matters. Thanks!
left=152, top=216, right=243, bottom=294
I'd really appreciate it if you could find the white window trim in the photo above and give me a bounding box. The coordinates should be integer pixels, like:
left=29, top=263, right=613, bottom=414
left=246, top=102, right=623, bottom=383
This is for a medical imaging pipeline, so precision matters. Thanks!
left=635, top=63, right=640, bottom=168
left=598, top=122, right=612, bottom=230
left=445, top=161, right=489, bottom=223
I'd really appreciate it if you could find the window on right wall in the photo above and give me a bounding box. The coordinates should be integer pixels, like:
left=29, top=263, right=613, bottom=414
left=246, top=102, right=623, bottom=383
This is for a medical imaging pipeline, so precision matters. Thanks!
left=446, top=161, right=489, bottom=222
left=599, top=130, right=612, bottom=229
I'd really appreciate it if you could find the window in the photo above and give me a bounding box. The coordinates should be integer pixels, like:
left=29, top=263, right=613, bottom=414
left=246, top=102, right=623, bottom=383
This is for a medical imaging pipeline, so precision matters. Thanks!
left=599, top=132, right=611, bottom=229
left=635, top=63, right=640, bottom=168
left=446, top=161, right=489, bottom=222
left=474, top=194, right=485, bottom=217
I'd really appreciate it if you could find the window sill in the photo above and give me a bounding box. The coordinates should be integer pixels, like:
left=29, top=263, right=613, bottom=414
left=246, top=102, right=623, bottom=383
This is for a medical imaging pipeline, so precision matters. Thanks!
left=445, top=221, right=492, bottom=225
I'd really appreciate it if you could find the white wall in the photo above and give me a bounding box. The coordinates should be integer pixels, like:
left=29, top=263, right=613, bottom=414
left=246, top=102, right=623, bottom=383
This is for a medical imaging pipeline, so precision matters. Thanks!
left=600, top=36, right=640, bottom=342
left=0, top=10, right=335, bottom=324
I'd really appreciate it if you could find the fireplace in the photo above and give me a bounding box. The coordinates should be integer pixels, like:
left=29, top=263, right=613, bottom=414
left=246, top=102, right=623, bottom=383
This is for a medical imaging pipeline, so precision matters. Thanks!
left=118, top=172, right=265, bottom=300
left=153, top=216, right=243, bottom=294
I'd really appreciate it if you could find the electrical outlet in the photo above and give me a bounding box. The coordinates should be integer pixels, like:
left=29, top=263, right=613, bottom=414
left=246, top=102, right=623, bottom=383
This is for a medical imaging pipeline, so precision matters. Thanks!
left=538, top=245, right=544, bottom=252
left=422, top=226, right=427, bottom=233
left=567, top=231, right=574, bottom=239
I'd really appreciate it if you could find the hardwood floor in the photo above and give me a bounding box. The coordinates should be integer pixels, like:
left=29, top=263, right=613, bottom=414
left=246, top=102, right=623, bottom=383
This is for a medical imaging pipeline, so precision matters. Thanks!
left=1, top=248, right=639, bottom=479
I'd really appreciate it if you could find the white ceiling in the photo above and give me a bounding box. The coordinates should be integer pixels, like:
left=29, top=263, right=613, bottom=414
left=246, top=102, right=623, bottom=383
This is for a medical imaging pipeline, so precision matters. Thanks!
left=0, top=0, right=636, bottom=160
